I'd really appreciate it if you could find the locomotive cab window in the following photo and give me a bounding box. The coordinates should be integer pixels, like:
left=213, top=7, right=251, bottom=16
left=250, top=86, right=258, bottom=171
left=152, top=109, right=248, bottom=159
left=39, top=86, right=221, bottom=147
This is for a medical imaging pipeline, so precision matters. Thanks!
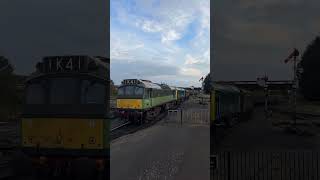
left=135, top=87, right=144, bottom=96
left=81, top=80, right=106, bottom=104
left=49, top=77, right=78, bottom=104
left=118, top=87, right=125, bottom=96
left=26, top=82, right=46, bottom=104
left=117, top=86, right=144, bottom=98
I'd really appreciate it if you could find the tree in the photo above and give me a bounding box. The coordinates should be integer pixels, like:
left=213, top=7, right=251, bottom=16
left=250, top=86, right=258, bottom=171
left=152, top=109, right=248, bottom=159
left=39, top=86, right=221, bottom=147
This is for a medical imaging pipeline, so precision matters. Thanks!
left=202, top=73, right=212, bottom=94
left=0, top=57, right=19, bottom=120
left=299, top=36, right=320, bottom=100
left=110, top=79, right=117, bottom=97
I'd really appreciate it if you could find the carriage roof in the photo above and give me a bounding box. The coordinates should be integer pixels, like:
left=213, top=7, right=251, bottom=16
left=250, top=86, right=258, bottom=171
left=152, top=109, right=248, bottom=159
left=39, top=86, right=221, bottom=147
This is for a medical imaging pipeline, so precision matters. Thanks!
left=213, top=83, right=241, bottom=94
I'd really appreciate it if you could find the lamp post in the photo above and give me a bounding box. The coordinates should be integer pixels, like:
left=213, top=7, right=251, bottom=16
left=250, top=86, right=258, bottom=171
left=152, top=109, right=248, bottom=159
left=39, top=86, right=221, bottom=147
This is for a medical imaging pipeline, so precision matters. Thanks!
left=257, top=76, right=268, bottom=119
left=292, top=51, right=299, bottom=126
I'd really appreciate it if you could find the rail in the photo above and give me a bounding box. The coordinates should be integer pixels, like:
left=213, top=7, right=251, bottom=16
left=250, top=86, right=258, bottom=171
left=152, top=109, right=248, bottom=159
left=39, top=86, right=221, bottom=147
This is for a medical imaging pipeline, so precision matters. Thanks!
left=110, top=121, right=131, bottom=132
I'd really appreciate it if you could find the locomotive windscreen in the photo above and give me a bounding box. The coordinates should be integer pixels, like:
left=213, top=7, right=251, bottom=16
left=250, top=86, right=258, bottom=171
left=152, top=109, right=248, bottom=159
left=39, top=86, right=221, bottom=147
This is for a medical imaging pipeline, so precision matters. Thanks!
left=117, top=86, right=144, bottom=98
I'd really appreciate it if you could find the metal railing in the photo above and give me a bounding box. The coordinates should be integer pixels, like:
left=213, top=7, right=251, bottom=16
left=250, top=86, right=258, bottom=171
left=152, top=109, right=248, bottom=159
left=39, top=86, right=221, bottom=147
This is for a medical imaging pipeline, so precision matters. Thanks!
left=167, top=109, right=209, bottom=125
left=212, top=151, right=320, bottom=180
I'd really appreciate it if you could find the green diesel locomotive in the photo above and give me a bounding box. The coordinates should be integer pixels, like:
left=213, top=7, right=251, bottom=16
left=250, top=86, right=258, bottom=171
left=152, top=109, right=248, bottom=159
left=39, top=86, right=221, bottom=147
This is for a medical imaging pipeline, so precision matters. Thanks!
left=116, top=79, right=187, bottom=124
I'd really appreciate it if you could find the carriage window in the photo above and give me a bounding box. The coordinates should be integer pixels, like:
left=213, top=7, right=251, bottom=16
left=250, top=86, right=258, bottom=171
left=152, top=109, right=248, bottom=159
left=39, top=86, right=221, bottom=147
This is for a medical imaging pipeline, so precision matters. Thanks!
left=26, top=83, right=46, bottom=104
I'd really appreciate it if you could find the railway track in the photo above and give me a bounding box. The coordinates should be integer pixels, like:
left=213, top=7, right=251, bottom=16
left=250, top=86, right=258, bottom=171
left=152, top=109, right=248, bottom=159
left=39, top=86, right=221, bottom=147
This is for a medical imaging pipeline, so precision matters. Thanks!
left=0, top=157, right=12, bottom=180
left=0, top=121, right=19, bottom=180
left=110, top=97, right=190, bottom=141
left=110, top=121, right=131, bottom=132
left=110, top=103, right=183, bottom=141
left=0, top=121, right=19, bottom=149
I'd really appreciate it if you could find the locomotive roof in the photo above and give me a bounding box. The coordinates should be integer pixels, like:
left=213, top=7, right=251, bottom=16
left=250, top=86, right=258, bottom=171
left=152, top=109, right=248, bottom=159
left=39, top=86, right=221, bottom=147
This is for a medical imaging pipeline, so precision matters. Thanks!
left=120, top=79, right=186, bottom=90
left=120, top=79, right=162, bottom=89
left=213, top=83, right=241, bottom=93
left=139, top=80, right=163, bottom=89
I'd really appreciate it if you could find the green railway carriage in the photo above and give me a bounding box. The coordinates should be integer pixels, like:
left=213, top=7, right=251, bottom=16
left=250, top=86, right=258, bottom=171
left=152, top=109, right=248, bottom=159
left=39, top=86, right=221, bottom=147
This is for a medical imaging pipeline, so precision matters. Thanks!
left=170, top=86, right=186, bottom=103
left=117, top=79, right=182, bottom=123
left=210, top=83, right=254, bottom=127
left=211, top=83, right=241, bottom=127
left=176, top=87, right=186, bottom=101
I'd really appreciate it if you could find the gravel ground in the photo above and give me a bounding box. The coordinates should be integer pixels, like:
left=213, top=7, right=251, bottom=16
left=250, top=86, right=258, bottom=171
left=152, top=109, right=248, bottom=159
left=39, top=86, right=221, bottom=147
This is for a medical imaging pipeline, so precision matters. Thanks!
left=214, top=106, right=320, bottom=152
left=212, top=104, right=320, bottom=180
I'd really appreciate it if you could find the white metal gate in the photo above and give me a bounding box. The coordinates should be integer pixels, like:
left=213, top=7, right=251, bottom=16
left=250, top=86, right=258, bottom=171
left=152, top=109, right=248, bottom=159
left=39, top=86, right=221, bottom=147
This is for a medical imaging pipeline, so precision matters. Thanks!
left=166, top=109, right=209, bottom=125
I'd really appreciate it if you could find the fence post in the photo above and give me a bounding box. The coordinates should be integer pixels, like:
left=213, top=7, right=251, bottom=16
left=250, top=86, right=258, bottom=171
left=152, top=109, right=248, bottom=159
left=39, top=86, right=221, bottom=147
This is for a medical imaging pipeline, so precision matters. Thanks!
left=228, top=151, right=231, bottom=180
left=180, top=109, right=183, bottom=125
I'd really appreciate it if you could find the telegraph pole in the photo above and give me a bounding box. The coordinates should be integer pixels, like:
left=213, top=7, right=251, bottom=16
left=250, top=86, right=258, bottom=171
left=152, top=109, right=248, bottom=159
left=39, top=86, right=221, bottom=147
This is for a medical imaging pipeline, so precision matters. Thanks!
left=284, top=48, right=300, bottom=126
left=264, top=76, right=269, bottom=119
left=292, top=52, right=298, bottom=126
left=257, top=76, right=269, bottom=119
left=264, top=82, right=268, bottom=118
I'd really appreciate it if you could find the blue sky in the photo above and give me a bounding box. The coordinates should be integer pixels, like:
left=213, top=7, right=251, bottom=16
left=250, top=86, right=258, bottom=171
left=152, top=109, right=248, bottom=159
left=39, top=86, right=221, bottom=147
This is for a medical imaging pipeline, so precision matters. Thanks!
left=110, top=0, right=210, bottom=87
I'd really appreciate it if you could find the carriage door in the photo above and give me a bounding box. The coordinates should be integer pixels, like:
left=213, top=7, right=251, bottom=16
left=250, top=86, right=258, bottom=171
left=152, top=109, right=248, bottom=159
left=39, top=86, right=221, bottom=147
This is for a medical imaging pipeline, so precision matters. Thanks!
left=216, top=96, right=221, bottom=121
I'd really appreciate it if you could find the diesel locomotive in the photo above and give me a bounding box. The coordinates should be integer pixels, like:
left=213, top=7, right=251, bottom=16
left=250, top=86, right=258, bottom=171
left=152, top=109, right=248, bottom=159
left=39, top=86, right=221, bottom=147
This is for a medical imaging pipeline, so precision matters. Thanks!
left=21, top=56, right=110, bottom=179
left=116, top=79, right=187, bottom=124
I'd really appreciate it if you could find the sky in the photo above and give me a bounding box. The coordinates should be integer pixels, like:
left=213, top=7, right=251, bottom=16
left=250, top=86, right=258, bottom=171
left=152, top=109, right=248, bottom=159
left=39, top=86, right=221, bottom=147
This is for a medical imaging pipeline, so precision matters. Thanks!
left=110, top=0, right=210, bottom=87
left=0, top=0, right=108, bottom=75
left=212, top=0, right=320, bottom=81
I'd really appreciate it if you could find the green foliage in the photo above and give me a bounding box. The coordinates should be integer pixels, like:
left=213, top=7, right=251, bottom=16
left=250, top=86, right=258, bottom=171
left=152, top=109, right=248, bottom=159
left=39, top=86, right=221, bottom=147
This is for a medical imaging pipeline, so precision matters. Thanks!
left=299, top=36, right=320, bottom=100
left=0, top=66, right=19, bottom=121
left=203, top=73, right=212, bottom=94
left=110, top=79, right=117, bottom=97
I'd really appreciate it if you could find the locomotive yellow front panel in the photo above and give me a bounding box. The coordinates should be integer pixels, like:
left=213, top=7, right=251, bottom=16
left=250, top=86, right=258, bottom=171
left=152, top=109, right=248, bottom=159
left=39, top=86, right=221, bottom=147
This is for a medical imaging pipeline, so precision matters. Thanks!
left=117, top=99, right=142, bottom=109
left=21, top=118, right=104, bottom=149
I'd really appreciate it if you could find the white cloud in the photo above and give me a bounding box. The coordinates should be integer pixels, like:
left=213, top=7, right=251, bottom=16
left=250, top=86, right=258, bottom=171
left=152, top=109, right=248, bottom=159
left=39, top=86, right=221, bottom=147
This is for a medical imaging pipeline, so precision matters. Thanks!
left=185, top=54, right=200, bottom=65
left=111, top=30, right=149, bottom=62
left=111, top=0, right=210, bottom=87
left=161, top=30, right=181, bottom=43
left=138, top=20, right=163, bottom=33
left=184, top=50, right=210, bottom=66
left=132, top=2, right=197, bottom=44
left=179, top=67, right=202, bottom=77
left=199, top=0, right=210, bottom=30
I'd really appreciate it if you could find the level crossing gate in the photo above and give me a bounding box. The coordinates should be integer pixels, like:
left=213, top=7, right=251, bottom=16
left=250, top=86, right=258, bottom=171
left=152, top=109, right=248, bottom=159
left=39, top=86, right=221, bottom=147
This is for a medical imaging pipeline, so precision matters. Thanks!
left=166, top=108, right=209, bottom=125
